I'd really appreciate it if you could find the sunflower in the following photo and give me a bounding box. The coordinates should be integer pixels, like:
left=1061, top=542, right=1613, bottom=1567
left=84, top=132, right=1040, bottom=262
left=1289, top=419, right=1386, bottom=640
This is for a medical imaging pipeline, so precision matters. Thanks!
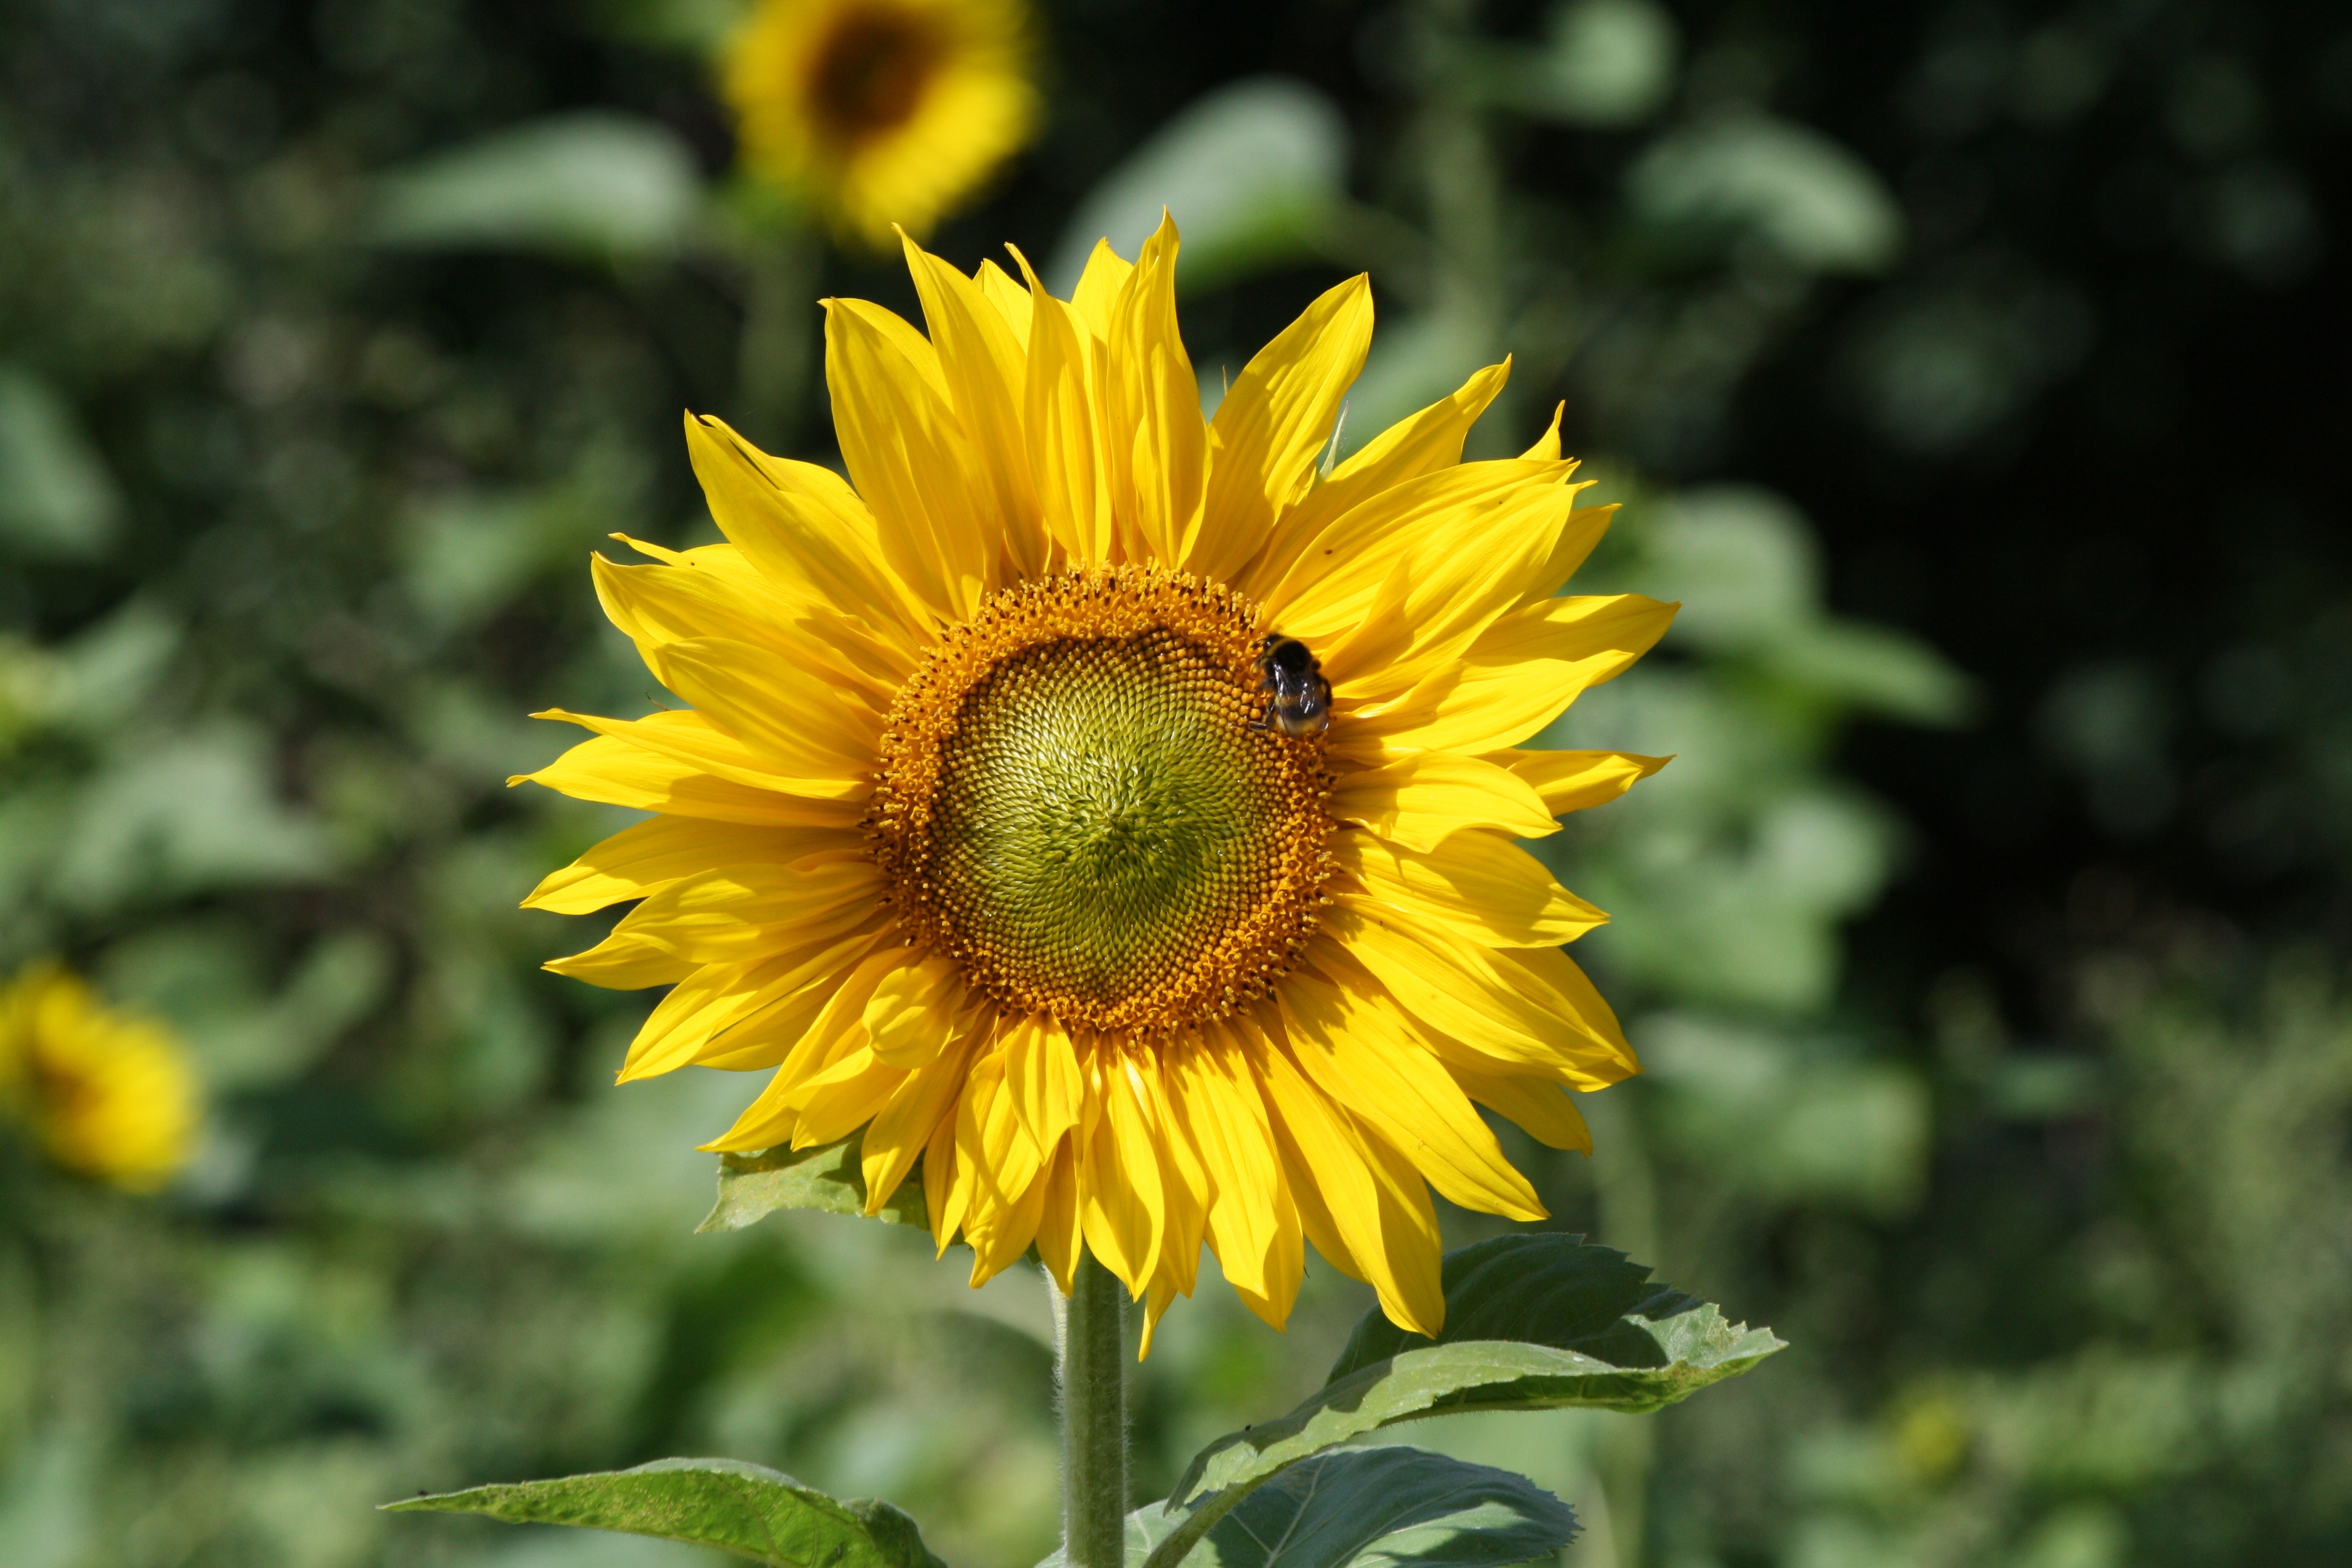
left=518, top=219, right=1674, bottom=1341
left=0, top=962, right=201, bottom=1193
left=722, top=0, right=1037, bottom=245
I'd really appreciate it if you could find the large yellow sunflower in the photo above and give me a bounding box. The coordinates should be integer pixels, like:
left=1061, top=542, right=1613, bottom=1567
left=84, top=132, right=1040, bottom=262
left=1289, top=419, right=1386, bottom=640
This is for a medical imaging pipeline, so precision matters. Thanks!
left=0, top=962, right=200, bottom=1193
left=722, top=0, right=1037, bottom=245
left=518, top=219, right=1674, bottom=1341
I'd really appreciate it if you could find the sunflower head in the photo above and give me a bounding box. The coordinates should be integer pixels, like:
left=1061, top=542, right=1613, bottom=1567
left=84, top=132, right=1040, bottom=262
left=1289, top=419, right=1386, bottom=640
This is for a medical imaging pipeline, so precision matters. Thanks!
left=0, top=962, right=201, bottom=1192
left=722, top=0, right=1038, bottom=244
left=519, top=218, right=1676, bottom=1345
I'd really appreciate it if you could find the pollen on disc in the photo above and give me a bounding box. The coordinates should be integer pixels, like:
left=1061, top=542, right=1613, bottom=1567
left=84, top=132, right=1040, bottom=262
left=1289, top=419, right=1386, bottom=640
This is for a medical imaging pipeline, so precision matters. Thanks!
left=871, top=566, right=1333, bottom=1035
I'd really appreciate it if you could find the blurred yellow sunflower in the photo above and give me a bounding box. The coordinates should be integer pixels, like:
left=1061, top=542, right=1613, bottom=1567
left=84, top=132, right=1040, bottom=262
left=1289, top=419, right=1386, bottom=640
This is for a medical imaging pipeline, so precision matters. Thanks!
left=518, top=219, right=1674, bottom=1340
left=722, top=0, right=1037, bottom=245
left=0, top=962, right=200, bottom=1193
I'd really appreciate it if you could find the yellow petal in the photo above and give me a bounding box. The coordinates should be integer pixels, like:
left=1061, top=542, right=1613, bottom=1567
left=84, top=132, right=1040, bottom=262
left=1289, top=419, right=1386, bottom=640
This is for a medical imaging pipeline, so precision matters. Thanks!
left=823, top=298, right=995, bottom=619
left=1238, top=361, right=1508, bottom=598
left=1033, top=1139, right=1083, bottom=1294
left=863, top=1013, right=987, bottom=1212
left=926, top=1100, right=963, bottom=1251
left=531, top=708, right=865, bottom=803
left=524, top=817, right=850, bottom=915
left=1263, top=460, right=1569, bottom=636
left=1514, top=501, right=1618, bottom=610
left=618, top=922, right=888, bottom=1082
left=1244, top=1021, right=1443, bottom=1336
left=1004, top=1011, right=1083, bottom=1154
left=1327, top=910, right=1629, bottom=1085
left=1278, top=966, right=1544, bottom=1221
left=512, top=729, right=864, bottom=829
left=652, top=637, right=879, bottom=789
left=609, top=856, right=883, bottom=964
left=1068, top=237, right=1134, bottom=341
left=1079, top=1051, right=1166, bottom=1295
left=682, top=413, right=930, bottom=646
left=1345, top=593, right=1678, bottom=757
left=901, top=235, right=1048, bottom=578
left=542, top=929, right=694, bottom=990
left=1163, top=1030, right=1292, bottom=1309
left=1491, top=944, right=1639, bottom=1085
left=1138, top=1049, right=1207, bottom=1298
left=975, top=258, right=1033, bottom=347
left=1102, top=215, right=1205, bottom=566
left=1304, top=477, right=1593, bottom=703
left=1195, top=274, right=1371, bottom=586
left=791, top=1048, right=907, bottom=1149
left=862, top=953, right=965, bottom=1068
left=1327, top=753, right=1558, bottom=852
left=592, top=552, right=903, bottom=714
left=1520, top=402, right=1564, bottom=460
left=1446, top=1063, right=1593, bottom=1152
left=1011, top=246, right=1112, bottom=564
left=1334, top=829, right=1606, bottom=947
left=1487, top=748, right=1670, bottom=816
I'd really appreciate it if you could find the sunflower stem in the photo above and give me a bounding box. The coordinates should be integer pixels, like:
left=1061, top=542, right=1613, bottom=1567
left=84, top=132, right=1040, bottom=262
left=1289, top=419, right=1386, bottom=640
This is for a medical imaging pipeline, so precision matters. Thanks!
left=1056, top=1248, right=1128, bottom=1568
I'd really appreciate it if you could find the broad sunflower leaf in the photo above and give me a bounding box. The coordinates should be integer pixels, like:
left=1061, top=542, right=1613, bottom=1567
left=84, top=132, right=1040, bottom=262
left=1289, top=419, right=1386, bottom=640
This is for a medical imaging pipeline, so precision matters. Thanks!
left=1062, top=1448, right=1576, bottom=1568
left=697, top=1130, right=926, bottom=1233
left=382, top=1457, right=945, bottom=1568
left=1149, top=1235, right=1779, bottom=1568
left=1325, top=1233, right=1703, bottom=1380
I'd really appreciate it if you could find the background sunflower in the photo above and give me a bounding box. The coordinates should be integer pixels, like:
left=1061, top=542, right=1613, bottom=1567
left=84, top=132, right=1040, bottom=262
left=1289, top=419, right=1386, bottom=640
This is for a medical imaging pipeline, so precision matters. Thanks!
left=1, top=2, right=2348, bottom=1567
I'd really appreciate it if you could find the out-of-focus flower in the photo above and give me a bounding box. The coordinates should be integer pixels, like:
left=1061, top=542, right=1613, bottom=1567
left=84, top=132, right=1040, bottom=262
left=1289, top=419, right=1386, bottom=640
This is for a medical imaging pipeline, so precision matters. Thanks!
left=0, top=635, right=55, bottom=752
left=721, top=0, right=1038, bottom=245
left=0, top=962, right=201, bottom=1192
left=518, top=220, right=1672, bottom=1346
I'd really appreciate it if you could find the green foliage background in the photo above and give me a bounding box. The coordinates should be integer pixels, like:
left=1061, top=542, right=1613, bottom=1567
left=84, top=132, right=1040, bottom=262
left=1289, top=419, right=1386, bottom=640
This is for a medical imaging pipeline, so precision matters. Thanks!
left=2, top=2, right=2348, bottom=1567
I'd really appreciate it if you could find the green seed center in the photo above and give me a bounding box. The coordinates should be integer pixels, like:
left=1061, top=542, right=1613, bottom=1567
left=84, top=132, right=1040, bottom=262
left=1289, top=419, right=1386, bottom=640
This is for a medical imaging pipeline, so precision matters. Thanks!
left=927, top=628, right=1293, bottom=1020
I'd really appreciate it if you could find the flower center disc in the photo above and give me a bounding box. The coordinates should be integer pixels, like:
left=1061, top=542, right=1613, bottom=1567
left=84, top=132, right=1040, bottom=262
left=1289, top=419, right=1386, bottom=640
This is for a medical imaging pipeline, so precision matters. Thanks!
left=806, top=7, right=942, bottom=143
left=872, top=568, right=1333, bottom=1034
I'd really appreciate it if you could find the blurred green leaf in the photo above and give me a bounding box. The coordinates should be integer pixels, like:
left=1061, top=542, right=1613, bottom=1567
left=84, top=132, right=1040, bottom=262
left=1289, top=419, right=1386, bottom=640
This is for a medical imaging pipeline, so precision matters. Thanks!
left=369, top=112, right=706, bottom=261
left=1484, top=0, right=1680, bottom=126
left=1641, top=1014, right=1931, bottom=1215
left=0, top=1431, right=92, bottom=1568
left=385, top=1456, right=947, bottom=1568
left=1325, top=1233, right=1699, bottom=1383
left=1051, top=78, right=1349, bottom=293
left=697, top=1131, right=927, bottom=1234
left=1629, top=114, right=1904, bottom=274
left=0, top=364, right=122, bottom=560
left=43, top=599, right=183, bottom=733
left=49, top=721, right=337, bottom=911
left=1085, top=1448, right=1575, bottom=1568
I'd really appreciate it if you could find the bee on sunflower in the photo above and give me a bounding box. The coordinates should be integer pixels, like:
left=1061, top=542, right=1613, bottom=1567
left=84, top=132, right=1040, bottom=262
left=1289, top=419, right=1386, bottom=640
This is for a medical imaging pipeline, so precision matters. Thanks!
left=517, top=218, right=1675, bottom=1343
left=0, top=961, right=200, bottom=1194
left=721, top=0, right=1039, bottom=245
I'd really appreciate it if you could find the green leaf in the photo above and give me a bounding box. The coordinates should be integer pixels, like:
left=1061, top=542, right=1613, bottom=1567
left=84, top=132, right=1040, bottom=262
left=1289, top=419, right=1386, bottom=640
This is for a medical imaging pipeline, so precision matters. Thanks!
left=1628, top=113, right=1904, bottom=275
left=0, top=364, right=123, bottom=560
left=1325, top=1233, right=1700, bottom=1382
left=1053, top=1449, right=1574, bottom=1568
left=368, top=112, right=705, bottom=262
left=382, top=1457, right=946, bottom=1568
left=696, top=1130, right=927, bottom=1234
left=1156, top=1235, right=1779, bottom=1564
left=1050, top=77, right=1348, bottom=294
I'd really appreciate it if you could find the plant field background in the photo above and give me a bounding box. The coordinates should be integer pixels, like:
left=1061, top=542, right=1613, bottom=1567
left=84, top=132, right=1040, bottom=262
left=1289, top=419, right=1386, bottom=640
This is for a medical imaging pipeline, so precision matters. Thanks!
left=1, top=2, right=2348, bottom=1566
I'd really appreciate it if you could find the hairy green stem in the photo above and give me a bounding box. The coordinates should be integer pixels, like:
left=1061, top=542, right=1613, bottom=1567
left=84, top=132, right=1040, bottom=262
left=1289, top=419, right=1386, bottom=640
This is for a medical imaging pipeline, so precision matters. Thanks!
left=1057, top=1249, right=1129, bottom=1568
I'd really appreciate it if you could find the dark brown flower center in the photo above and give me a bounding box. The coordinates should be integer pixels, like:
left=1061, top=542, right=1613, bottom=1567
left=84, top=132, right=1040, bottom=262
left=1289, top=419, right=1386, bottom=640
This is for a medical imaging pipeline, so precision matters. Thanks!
left=806, top=7, right=942, bottom=143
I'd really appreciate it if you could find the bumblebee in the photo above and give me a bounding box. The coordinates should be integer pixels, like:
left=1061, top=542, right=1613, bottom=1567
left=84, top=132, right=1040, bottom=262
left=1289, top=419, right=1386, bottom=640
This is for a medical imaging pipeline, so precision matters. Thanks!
left=1252, top=633, right=1332, bottom=739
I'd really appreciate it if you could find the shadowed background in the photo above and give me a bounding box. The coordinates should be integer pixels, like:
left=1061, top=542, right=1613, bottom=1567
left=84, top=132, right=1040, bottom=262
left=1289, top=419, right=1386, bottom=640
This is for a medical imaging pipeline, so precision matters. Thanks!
left=1, top=2, right=2348, bottom=1567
